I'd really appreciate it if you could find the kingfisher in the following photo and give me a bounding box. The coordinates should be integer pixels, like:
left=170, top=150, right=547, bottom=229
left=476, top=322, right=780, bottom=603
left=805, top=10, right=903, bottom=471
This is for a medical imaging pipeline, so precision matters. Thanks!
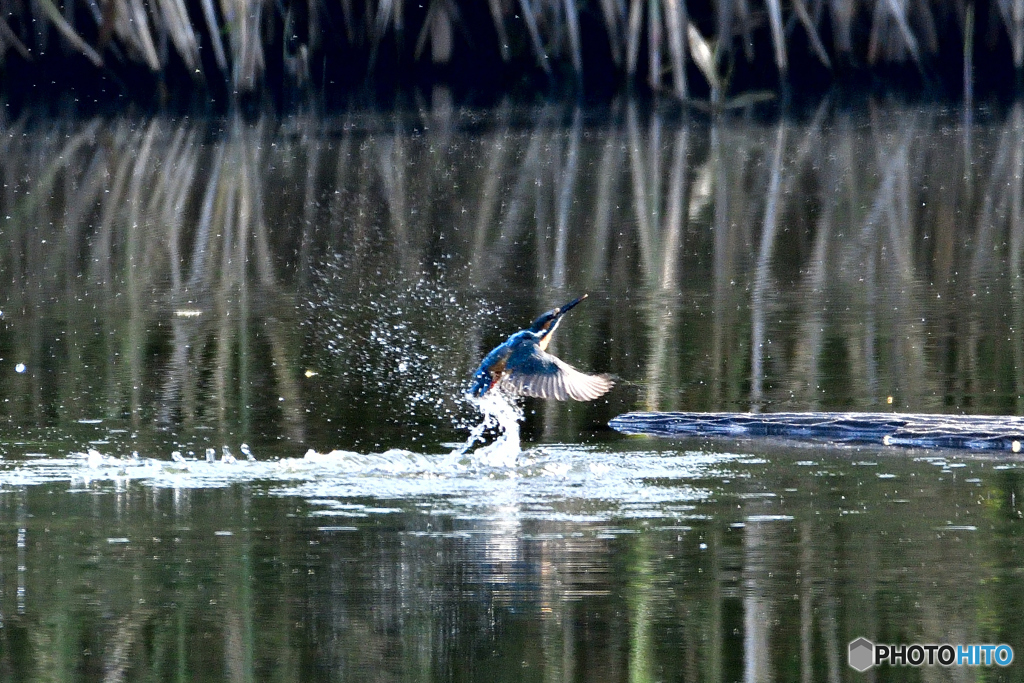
left=469, top=294, right=614, bottom=401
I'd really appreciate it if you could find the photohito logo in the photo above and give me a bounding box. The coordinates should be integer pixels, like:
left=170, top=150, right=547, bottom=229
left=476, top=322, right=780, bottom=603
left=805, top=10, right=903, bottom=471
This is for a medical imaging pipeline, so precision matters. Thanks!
left=849, top=638, right=1013, bottom=670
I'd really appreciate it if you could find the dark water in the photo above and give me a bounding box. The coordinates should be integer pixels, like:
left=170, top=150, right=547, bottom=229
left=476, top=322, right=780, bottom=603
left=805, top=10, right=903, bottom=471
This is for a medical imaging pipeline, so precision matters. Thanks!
left=1, top=97, right=1024, bottom=679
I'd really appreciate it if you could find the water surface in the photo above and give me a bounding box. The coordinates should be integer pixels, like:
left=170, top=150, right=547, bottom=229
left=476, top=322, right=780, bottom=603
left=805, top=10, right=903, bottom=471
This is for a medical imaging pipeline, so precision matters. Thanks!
left=0, top=98, right=1022, bottom=680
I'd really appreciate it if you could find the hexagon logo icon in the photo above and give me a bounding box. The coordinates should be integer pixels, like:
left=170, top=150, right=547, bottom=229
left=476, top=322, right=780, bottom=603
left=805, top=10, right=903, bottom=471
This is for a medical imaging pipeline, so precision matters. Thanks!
left=848, top=638, right=875, bottom=672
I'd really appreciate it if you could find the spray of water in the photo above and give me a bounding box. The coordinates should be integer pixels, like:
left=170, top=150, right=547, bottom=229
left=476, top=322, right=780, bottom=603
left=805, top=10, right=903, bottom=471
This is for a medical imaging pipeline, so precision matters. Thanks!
left=304, top=263, right=503, bottom=449
left=450, top=391, right=524, bottom=468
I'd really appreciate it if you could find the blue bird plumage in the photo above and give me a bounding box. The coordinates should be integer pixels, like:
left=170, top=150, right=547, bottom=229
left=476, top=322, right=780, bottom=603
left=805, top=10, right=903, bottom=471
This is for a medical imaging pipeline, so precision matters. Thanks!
left=469, top=295, right=614, bottom=401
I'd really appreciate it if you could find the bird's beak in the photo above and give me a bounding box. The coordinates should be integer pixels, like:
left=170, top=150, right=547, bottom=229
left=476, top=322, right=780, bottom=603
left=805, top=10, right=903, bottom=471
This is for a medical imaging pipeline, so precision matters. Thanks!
left=539, top=295, right=588, bottom=351
left=556, top=294, right=588, bottom=317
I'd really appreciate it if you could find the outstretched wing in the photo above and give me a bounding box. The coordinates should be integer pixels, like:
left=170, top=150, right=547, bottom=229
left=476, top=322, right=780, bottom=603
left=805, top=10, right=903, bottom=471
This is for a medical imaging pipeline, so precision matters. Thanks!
left=500, top=345, right=613, bottom=401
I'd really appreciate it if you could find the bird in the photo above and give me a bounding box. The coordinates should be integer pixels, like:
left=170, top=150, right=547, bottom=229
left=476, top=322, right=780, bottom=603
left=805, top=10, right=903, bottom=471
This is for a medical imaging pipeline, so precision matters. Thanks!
left=469, top=294, right=614, bottom=401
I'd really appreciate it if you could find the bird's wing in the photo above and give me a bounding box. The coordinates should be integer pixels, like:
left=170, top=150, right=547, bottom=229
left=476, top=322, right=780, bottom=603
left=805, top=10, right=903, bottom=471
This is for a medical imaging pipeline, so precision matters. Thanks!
left=500, top=346, right=613, bottom=401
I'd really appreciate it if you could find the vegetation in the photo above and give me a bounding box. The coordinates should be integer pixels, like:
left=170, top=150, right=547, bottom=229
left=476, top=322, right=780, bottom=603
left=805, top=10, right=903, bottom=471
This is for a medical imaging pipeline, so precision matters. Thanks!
left=0, top=0, right=1018, bottom=103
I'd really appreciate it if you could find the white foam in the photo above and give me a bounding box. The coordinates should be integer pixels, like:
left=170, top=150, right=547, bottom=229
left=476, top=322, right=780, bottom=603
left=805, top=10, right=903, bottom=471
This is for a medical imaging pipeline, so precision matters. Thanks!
left=449, top=392, right=523, bottom=468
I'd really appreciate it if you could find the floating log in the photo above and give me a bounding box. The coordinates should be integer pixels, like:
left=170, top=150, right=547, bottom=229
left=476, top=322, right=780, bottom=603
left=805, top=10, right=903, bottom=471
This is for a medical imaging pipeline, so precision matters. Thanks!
left=609, top=412, right=1024, bottom=452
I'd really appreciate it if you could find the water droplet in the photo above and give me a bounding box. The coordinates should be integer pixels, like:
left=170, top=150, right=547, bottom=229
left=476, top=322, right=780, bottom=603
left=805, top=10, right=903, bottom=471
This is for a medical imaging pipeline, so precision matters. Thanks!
left=86, top=449, right=103, bottom=468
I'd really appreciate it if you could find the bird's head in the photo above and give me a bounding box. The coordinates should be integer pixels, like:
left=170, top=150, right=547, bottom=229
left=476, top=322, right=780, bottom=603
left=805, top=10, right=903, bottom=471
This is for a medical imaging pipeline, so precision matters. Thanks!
left=529, top=294, right=588, bottom=348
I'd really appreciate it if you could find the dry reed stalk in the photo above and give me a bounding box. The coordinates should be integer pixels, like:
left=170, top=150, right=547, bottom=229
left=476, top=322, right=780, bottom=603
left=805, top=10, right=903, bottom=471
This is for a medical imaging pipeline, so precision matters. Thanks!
left=792, top=0, right=831, bottom=68
left=564, top=0, right=582, bottom=76
left=664, top=0, right=687, bottom=97
left=34, top=0, right=103, bottom=65
left=687, top=21, right=717, bottom=94
left=626, top=0, right=642, bottom=76
left=599, top=0, right=623, bottom=65
left=416, top=0, right=455, bottom=63
left=885, top=0, right=923, bottom=67
left=965, top=2, right=974, bottom=102
left=106, top=0, right=154, bottom=69
left=867, top=0, right=921, bottom=67
left=220, top=0, right=266, bottom=90
left=733, top=0, right=753, bottom=61
left=647, top=0, right=662, bottom=89
left=157, top=0, right=202, bottom=73
left=518, top=0, right=551, bottom=74
left=373, top=0, right=395, bottom=41
left=0, top=16, right=32, bottom=60
left=715, top=0, right=733, bottom=62
left=829, top=0, right=854, bottom=56
left=488, top=0, right=511, bottom=60
left=339, top=0, right=356, bottom=43
left=765, top=0, right=786, bottom=72
left=1011, top=0, right=1024, bottom=68
left=199, top=0, right=229, bottom=75
left=915, top=0, right=938, bottom=54
left=128, top=0, right=160, bottom=68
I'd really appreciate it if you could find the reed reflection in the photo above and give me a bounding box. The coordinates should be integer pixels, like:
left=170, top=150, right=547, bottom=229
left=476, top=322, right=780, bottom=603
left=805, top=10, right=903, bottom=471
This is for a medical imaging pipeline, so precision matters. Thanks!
left=0, top=447, right=1017, bottom=680
left=2, top=99, right=1024, bottom=453
left=0, top=116, right=307, bottom=452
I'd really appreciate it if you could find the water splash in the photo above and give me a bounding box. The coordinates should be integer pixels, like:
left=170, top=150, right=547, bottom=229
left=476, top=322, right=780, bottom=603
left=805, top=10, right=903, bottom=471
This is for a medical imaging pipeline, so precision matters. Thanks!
left=451, top=392, right=524, bottom=467
left=304, top=265, right=501, bottom=448
left=0, top=444, right=723, bottom=522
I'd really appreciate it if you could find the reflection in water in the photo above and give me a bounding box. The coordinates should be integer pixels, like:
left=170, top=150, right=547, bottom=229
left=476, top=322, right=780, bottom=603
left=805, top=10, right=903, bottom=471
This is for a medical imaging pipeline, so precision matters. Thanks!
left=2, top=100, right=1024, bottom=679
left=2, top=100, right=1024, bottom=451
left=0, top=444, right=1017, bottom=680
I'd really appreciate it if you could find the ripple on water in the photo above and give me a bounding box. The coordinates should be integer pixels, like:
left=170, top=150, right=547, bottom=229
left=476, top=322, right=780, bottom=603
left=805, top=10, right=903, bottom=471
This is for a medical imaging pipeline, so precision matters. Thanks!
left=0, top=441, right=757, bottom=522
left=0, top=393, right=763, bottom=521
